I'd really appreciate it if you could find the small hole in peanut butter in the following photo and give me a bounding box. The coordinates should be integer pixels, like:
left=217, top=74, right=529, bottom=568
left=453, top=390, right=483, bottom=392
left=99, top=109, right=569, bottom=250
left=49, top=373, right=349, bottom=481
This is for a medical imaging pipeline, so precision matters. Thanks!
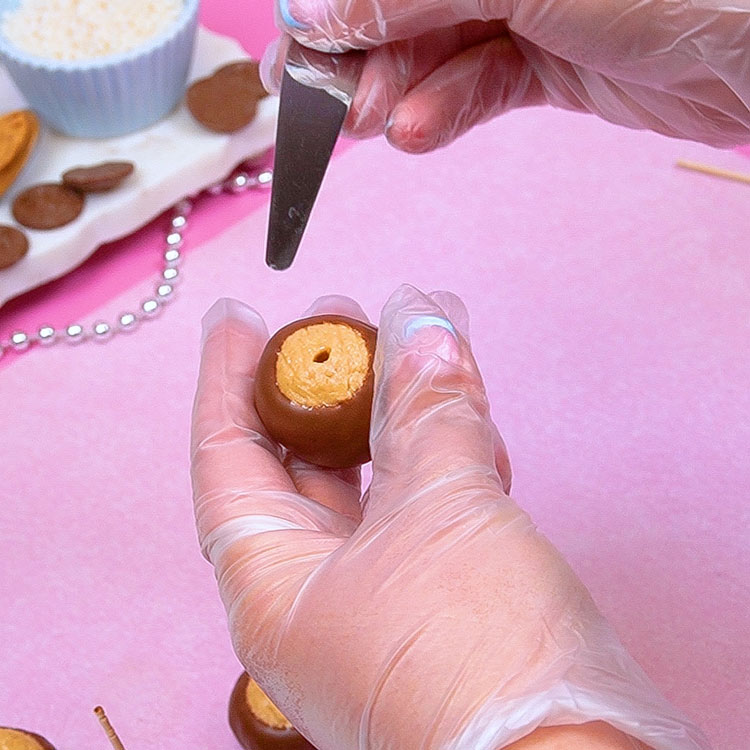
left=276, top=323, right=369, bottom=407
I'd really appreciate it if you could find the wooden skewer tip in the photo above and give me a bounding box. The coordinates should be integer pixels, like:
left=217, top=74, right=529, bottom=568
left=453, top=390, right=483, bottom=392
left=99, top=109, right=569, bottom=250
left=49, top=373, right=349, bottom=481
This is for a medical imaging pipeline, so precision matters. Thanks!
left=93, top=705, right=127, bottom=750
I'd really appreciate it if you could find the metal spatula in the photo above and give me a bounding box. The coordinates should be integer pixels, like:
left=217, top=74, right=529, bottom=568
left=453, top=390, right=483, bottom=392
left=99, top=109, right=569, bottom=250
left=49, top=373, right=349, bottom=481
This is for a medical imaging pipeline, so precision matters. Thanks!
left=265, top=69, right=349, bottom=270
left=265, top=43, right=364, bottom=271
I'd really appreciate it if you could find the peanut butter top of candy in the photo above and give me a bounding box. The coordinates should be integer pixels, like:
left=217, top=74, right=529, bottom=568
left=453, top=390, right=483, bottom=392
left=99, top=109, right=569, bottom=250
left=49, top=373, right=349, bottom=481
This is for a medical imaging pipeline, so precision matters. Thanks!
left=245, top=680, right=293, bottom=731
left=0, top=728, right=52, bottom=750
left=276, top=323, right=370, bottom=408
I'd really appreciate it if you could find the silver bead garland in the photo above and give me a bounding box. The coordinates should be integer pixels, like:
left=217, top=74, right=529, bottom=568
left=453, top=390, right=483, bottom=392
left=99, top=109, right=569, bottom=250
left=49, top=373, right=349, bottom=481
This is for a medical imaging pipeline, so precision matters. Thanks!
left=0, top=165, right=272, bottom=358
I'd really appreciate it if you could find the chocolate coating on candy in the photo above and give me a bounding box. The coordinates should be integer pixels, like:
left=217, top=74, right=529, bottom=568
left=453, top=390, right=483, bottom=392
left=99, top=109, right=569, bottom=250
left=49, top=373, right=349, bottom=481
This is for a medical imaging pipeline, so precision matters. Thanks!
left=228, top=673, right=315, bottom=750
left=255, top=315, right=377, bottom=468
left=12, top=183, right=84, bottom=229
left=62, top=161, right=134, bottom=192
left=0, top=224, right=29, bottom=269
left=0, top=727, right=57, bottom=750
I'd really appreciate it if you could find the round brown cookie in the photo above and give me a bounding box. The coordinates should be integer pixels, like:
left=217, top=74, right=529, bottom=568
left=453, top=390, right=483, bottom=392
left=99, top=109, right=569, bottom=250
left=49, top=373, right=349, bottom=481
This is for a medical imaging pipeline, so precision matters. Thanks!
left=213, top=60, right=267, bottom=98
left=13, top=183, right=85, bottom=230
left=62, top=161, right=134, bottom=192
left=0, top=726, right=57, bottom=750
left=0, top=224, right=30, bottom=269
left=187, top=60, right=267, bottom=133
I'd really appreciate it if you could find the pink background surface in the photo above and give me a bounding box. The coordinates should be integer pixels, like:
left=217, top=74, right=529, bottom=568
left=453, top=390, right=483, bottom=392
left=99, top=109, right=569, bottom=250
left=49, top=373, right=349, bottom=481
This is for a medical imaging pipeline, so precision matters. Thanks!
left=1, top=3, right=749, bottom=750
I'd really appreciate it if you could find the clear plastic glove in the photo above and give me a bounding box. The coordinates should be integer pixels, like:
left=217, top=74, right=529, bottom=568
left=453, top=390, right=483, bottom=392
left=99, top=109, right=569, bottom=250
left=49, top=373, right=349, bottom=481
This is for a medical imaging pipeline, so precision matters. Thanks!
left=191, top=286, right=709, bottom=750
left=260, top=0, right=750, bottom=152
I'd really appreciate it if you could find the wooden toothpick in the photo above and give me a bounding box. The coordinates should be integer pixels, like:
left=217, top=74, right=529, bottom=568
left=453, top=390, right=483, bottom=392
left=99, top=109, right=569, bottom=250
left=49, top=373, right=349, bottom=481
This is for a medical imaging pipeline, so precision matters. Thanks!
left=93, top=706, right=127, bottom=750
left=676, top=159, right=750, bottom=186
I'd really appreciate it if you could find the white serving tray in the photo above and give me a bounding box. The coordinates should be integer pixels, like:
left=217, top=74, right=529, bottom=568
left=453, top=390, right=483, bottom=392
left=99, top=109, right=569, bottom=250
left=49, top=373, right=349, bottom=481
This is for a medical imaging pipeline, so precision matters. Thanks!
left=0, top=27, right=278, bottom=308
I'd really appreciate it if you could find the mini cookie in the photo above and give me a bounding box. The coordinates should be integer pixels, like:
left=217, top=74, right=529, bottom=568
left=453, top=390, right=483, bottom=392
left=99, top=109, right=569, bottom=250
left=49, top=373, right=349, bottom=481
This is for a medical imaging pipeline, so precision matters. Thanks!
left=213, top=61, right=267, bottom=98
left=62, top=161, right=135, bottom=192
left=229, top=673, right=316, bottom=750
left=0, top=224, right=30, bottom=269
left=0, top=110, right=34, bottom=171
left=0, top=111, right=39, bottom=197
left=187, top=60, right=267, bottom=133
left=13, top=183, right=85, bottom=230
left=255, top=315, right=377, bottom=468
left=0, top=727, right=56, bottom=750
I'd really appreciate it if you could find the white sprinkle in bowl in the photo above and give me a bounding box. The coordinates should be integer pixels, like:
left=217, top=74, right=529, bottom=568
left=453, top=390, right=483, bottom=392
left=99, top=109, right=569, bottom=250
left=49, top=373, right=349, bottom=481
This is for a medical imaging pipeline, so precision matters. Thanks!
left=0, top=0, right=199, bottom=138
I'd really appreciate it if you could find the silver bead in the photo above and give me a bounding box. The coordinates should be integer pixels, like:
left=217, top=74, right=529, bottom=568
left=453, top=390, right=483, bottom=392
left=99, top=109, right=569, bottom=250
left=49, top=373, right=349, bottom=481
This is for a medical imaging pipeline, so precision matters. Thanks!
left=93, top=321, right=112, bottom=340
left=118, top=312, right=138, bottom=332
left=170, top=214, right=187, bottom=231
left=174, top=198, right=193, bottom=217
left=37, top=325, right=57, bottom=346
left=229, top=172, right=250, bottom=193
left=162, top=266, right=179, bottom=284
left=164, top=247, right=181, bottom=266
left=256, top=169, right=272, bottom=187
left=10, top=331, right=30, bottom=351
left=156, top=283, right=174, bottom=301
left=66, top=324, right=86, bottom=344
left=141, top=298, right=160, bottom=317
left=166, top=231, right=183, bottom=249
left=207, top=183, right=224, bottom=196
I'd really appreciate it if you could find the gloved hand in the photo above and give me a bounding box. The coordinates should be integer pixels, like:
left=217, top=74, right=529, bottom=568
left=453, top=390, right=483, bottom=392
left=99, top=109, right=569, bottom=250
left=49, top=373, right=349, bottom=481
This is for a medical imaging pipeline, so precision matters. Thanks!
left=260, top=0, right=750, bottom=152
left=191, top=286, right=709, bottom=750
